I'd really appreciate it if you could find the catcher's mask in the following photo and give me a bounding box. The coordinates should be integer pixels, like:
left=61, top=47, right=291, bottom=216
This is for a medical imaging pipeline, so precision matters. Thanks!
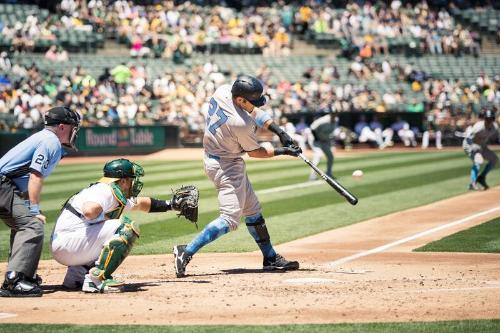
left=101, top=158, right=145, bottom=197
left=44, top=106, right=81, bottom=150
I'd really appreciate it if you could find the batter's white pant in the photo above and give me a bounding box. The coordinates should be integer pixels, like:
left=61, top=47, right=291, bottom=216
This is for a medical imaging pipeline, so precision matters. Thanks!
left=204, top=155, right=261, bottom=230
left=51, top=218, right=122, bottom=267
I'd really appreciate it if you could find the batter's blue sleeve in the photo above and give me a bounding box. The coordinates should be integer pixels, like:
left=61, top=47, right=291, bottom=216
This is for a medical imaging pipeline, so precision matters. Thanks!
left=254, top=109, right=272, bottom=128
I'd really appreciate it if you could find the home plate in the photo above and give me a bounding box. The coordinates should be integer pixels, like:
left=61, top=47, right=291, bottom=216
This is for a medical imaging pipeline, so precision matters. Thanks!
left=0, top=313, right=17, bottom=320
left=284, top=278, right=338, bottom=285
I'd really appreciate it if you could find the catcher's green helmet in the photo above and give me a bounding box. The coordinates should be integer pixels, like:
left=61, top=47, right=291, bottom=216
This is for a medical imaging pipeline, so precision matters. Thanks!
left=102, top=158, right=145, bottom=197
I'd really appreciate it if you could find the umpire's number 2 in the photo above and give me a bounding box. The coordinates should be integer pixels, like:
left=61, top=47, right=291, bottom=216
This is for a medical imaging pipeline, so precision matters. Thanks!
left=206, top=98, right=227, bottom=135
left=34, top=154, right=49, bottom=169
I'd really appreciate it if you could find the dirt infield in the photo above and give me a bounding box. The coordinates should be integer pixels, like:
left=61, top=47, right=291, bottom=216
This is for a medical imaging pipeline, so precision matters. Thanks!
left=1, top=186, right=499, bottom=325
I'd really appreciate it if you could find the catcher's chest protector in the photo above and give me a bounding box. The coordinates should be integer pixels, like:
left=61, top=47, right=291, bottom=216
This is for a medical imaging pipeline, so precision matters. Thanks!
left=102, top=182, right=128, bottom=219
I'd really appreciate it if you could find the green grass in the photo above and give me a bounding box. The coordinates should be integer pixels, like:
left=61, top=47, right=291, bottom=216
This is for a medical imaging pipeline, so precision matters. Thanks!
left=1, top=320, right=499, bottom=333
left=1, top=150, right=499, bottom=261
left=415, top=217, right=500, bottom=253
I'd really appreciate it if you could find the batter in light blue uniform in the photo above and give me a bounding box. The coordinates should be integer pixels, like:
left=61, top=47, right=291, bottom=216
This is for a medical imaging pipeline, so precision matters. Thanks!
left=0, top=106, right=80, bottom=297
left=174, top=75, right=302, bottom=278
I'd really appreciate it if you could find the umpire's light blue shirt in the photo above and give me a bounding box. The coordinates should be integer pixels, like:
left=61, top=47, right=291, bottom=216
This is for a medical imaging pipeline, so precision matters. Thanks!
left=0, top=129, right=63, bottom=192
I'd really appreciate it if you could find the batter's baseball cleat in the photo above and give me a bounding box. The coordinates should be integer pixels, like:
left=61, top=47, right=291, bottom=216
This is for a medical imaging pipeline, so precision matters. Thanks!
left=174, top=245, right=192, bottom=278
left=476, top=175, right=489, bottom=190
left=0, top=271, right=42, bottom=297
left=263, top=254, right=299, bottom=271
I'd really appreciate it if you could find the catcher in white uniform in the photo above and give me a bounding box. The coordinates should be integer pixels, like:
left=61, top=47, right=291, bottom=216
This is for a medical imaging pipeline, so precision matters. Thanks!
left=463, top=108, right=499, bottom=190
left=50, top=158, right=198, bottom=292
left=174, top=75, right=302, bottom=277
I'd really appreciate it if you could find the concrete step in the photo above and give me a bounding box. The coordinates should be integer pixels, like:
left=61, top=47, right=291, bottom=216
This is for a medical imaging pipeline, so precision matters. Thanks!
left=481, top=36, right=500, bottom=55
left=291, top=37, right=338, bottom=56
left=97, top=39, right=129, bottom=56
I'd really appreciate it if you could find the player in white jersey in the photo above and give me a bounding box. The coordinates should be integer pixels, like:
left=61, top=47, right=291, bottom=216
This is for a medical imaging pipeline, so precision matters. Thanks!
left=463, top=108, right=499, bottom=190
left=173, top=75, right=302, bottom=277
left=51, top=158, right=198, bottom=292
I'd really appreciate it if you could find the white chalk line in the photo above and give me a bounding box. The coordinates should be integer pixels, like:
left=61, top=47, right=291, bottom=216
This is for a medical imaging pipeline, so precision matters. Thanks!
left=258, top=180, right=322, bottom=194
left=328, top=205, right=500, bottom=268
left=0, top=312, right=17, bottom=319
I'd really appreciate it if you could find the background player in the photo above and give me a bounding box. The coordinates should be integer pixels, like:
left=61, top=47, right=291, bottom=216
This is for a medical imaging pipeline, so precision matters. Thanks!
left=421, top=111, right=443, bottom=150
left=463, top=108, right=498, bottom=190
left=50, top=158, right=198, bottom=292
left=0, top=106, right=80, bottom=297
left=173, top=74, right=301, bottom=278
left=307, top=111, right=336, bottom=180
left=390, top=116, right=417, bottom=147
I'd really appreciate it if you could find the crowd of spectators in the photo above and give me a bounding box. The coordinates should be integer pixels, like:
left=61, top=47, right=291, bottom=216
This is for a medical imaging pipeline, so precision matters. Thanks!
left=0, top=50, right=497, bottom=145
left=1, top=0, right=486, bottom=58
left=304, top=0, right=482, bottom=58
left=104, top=1, right=292, bottom=58
left=0, top=55, right=226, bottom=140
left=0, top=3, right=100, bottom=53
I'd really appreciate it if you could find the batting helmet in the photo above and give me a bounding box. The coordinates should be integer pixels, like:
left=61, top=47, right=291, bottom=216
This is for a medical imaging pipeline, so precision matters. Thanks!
left=103, top=158, right=145, bottom=197
left=44, top=106, right=81, bottom=127
left=231, top=75, right=267, bottom=107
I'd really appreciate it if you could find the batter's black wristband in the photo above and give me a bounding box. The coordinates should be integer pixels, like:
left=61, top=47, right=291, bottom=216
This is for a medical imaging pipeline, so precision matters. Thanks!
left=149, top=198, right=171, bottom=212
left=268, top=122, right=285, bottom=136
left=274, top=147, right=287, bottom=156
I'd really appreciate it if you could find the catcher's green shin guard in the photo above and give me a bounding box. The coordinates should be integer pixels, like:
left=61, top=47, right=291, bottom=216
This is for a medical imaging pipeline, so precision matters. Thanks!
left=94, top=216, right=140, bottom=280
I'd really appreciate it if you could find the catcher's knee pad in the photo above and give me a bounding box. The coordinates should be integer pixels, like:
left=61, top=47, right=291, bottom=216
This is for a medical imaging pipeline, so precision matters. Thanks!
left=95, top=217, right=139, bottom=280
left=245, top=214, right=270, bottom=244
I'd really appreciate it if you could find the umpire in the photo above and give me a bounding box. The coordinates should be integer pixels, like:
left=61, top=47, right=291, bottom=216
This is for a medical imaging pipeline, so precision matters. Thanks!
left=0, top=106, right=80, bottom=297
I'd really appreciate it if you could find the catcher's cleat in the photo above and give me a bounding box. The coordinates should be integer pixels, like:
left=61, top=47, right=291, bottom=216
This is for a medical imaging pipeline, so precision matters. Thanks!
left=263, top=254, right=299, bottom=271
left=174, top=245, right=192, bottom=278
left=477, top=175, right=489, bottom=190
left=0, top=272, right=42, bottom=297
left=81, top=268, right=124, bottom=293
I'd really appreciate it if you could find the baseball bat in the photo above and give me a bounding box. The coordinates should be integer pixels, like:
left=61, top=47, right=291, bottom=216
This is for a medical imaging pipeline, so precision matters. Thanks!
left=298, top=153, right=358, bottom=205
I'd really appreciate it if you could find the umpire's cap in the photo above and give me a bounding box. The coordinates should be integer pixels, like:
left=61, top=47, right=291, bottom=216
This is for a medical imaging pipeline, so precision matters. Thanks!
left=44, top=106, right=81, bottom=126
left=231, top=75, right=267, bottom=107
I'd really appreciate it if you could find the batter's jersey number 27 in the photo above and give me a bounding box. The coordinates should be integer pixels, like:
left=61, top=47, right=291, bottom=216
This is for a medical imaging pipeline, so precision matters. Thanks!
left=206, top=97, right=228, bottom=135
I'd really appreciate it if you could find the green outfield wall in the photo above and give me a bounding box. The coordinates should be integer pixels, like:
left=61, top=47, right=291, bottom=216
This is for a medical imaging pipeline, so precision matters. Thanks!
left=0, top=125, right=180, bottom=156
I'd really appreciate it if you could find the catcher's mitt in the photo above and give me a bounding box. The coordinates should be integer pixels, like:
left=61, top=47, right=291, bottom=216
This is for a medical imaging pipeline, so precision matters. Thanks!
left=171, top=185, right=199, bottom=224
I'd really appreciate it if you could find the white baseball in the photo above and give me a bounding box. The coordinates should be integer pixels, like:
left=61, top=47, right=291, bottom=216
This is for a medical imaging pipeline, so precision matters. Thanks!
left=352, top=169, right=363, bottom=177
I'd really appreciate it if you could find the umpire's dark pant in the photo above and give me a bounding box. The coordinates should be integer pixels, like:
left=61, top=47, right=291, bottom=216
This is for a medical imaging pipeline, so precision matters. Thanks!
left=0, top=177, right=44, bottom=278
